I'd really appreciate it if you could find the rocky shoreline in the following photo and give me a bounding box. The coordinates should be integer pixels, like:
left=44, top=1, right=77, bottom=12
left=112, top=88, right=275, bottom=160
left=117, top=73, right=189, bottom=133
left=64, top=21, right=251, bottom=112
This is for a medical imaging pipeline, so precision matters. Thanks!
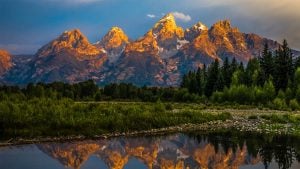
left=0, top=113, right=298, bottom=147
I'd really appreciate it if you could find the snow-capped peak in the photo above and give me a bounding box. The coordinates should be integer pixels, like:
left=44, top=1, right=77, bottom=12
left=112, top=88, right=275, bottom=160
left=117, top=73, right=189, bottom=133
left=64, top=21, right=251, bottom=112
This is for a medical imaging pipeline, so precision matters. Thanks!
left=153, top=13, right=176, bottom=30
left=193, top=22, right=208, bottom=31
left=159, top=13, right=175, bottom=22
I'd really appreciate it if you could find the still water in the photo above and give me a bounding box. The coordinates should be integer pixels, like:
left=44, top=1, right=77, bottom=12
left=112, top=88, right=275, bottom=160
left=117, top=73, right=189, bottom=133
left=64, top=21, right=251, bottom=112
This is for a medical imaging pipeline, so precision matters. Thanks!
left=0, top=132, right=300, bottom=169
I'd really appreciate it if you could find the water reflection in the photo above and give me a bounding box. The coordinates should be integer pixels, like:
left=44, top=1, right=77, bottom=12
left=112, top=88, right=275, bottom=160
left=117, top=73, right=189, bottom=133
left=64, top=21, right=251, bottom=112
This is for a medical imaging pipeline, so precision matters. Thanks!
left=0, top=132, right=300, bottom=169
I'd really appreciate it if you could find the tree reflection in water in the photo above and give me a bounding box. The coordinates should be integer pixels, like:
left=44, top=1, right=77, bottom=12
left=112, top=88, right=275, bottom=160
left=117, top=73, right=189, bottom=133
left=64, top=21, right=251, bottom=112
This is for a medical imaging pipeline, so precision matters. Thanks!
left=1, top=132, right=299, bottom=169
left=188, top=132, right=300, bottom=169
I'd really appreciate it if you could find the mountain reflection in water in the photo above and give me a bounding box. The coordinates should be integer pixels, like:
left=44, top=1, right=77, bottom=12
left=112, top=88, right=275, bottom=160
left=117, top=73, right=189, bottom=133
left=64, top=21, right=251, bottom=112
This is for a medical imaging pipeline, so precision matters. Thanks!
left=0, top=133, right=300, bottom=169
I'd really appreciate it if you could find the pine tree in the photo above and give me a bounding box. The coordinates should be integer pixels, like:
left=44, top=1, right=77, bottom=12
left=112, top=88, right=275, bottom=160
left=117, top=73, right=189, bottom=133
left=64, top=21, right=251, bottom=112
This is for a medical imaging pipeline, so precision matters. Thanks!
left=231, top=70, right=243, bottom=86
left=238, top=62, right=245, bottom=84
left=274, top=40, right=293, bottom=91
left=202, top=64, right=208, bottom=85
left=294, top=68, right=300, bottom=102
left=238, top=62, right=244, bottom=71
left=205, top=59, right=220, bottom=97
left=263, top=77, right=276, bottom=102
left=188, top=71, right=198, bottom=94
left=216, top=73, right=225, bottom=91
left=294, top=57, right=300, bottom=70
left=181, top=73, right=189, bottom=88
left=260, top=43, right=274, bottom=82
left=222, top=57, right=231, bottom=88
left=294, top=68, right=300, bottom=88
left=245, top=58, right=260, bottom=86
left=230, top=57, right=237, bottom=75
left=196, top=67, right=203, bottom=95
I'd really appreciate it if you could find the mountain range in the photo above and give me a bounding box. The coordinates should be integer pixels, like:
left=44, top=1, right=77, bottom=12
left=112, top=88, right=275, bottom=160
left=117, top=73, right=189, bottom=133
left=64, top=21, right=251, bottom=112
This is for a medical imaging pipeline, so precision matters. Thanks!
left=0, top=13, right=298, bottom=86
left=37, top=134, right=260, bottom=169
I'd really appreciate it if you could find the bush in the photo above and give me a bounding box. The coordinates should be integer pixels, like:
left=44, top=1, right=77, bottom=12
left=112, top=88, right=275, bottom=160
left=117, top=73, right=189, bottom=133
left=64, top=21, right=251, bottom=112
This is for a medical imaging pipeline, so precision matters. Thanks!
left=289, top=99, right=299, bottom=111
left=165, top=103, right=174, bottom=111
left=211, top=91, right=224, bottom=103
left=272, top=98, right=287, bottom=110
left=211, top=85, right=255, bottom=105
left=228, top=85, right=254, bottom=104
left=248, top=115, right=258, bottom=120
left=254, top=87, right=265, bottom=104
left=219, top=112, right=233, bottom=121
left=262, top=79, right=275, bottom=102
left=296, top=87, right=300, bottom=103
left=277, top=90, right=286, bottom=100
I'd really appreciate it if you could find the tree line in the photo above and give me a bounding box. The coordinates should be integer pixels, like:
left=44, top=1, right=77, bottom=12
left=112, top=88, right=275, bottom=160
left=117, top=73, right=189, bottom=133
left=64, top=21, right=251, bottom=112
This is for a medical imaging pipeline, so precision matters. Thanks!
left=0, top=80, right=203, bottom=102
left=0, top=40, right=300, bottom=110
left=181, top=40, right=300, bottom=110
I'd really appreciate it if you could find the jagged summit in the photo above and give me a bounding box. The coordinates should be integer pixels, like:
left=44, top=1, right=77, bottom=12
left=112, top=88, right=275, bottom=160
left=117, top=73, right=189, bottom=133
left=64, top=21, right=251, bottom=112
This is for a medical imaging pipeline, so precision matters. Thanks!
left=210, top=20, right=240, bottom=33
left=212, top=20, right=231, bottom=29
left=110, top=26, right=123, bottom=31
left=60, top=29, right=89, bottom=46
left=124, top=30, right=158, bottom=55
left=98, top=26, right=129, bottom=52
left=191, top=22, right=208, bottom=31
left=153, top=13, right=176, bottom=29
left=37, top=29, right=102, bottom=58
left=152, top=13, right=183, bottom=38
left=0, top=15, right=291, bottom=86
left=185, top=22, right=208, bottom=41
left=150, top=13, right=184, bottom=53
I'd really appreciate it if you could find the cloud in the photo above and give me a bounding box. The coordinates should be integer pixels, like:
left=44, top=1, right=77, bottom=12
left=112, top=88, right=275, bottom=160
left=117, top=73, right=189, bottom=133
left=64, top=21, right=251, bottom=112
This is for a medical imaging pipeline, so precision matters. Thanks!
left=147, top=14, right=156, bottom=18
left=172, top=12, right=191, bottom=22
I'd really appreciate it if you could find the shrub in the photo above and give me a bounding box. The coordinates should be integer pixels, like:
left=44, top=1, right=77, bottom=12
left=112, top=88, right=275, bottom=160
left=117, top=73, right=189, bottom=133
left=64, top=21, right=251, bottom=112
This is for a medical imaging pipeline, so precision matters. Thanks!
left=296, top=87, right=300, bottom=103
left=228, top=85, right=254, bottom=104
left=165, top=103, right=174, bottom=111
left=263, top=79, right=275, bottom=102
left=219, top=112, right=233, bottom=121
left=254, top=87, right=264, bottom=104
left=248, top=115, right=258, bottom=119
left=272, top=98, right=287, bottom=110
left=285, top=88, right=293, bottom=102
left=211, top=91, right=224, bottom=103
left=260, top=114, right=288, bottom=123
left=289, top=99, right=299, bottom=111
left=277, top=90, right=286, bottom=100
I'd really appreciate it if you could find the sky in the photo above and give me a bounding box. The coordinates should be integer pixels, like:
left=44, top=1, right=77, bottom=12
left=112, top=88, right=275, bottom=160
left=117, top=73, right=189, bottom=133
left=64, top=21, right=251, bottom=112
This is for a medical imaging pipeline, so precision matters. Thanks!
left=1, top=0, right=300, bottom=55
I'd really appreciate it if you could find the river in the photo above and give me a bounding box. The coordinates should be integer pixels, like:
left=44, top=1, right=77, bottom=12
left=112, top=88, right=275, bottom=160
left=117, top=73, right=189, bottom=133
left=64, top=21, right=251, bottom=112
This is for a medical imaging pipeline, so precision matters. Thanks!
left=0, top=132, right=299, bottom=169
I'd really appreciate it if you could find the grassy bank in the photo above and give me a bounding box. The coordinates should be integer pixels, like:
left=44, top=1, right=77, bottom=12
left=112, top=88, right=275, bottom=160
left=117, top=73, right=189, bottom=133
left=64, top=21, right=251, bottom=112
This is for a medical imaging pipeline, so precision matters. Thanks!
left=0, top=99, right=232, bottom=138
left=1, top=98, right=300, bottom=140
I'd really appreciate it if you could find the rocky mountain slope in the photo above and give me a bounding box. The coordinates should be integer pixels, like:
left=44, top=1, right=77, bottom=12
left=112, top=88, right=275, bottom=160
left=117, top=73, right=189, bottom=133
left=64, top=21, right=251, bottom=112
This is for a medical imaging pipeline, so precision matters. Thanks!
left=96, top=27, right=129, bottom=62
left=1, top=13, right=296, bottom=86
left=0, top=49, right=12, bottom=76
left=4, top=29, right=107, bottom=84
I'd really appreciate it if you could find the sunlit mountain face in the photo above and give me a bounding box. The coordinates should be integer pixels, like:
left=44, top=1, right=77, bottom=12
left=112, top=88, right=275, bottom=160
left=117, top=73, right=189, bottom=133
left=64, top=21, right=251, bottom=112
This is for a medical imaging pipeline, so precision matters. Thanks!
left=0, top=50, right=12, bottom=76
left=2, top=13, right=297, bottom=86
left=29, top=133, right=300, bottom=169
left=1, top=0, right=300, bottom=86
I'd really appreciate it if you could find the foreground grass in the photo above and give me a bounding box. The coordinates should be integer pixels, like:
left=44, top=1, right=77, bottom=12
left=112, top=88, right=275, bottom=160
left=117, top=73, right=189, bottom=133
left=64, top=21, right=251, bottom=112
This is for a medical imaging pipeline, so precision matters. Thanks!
left=0, top=99, right=232, bottom=138
left=2, top=99, right=300, bottom=139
